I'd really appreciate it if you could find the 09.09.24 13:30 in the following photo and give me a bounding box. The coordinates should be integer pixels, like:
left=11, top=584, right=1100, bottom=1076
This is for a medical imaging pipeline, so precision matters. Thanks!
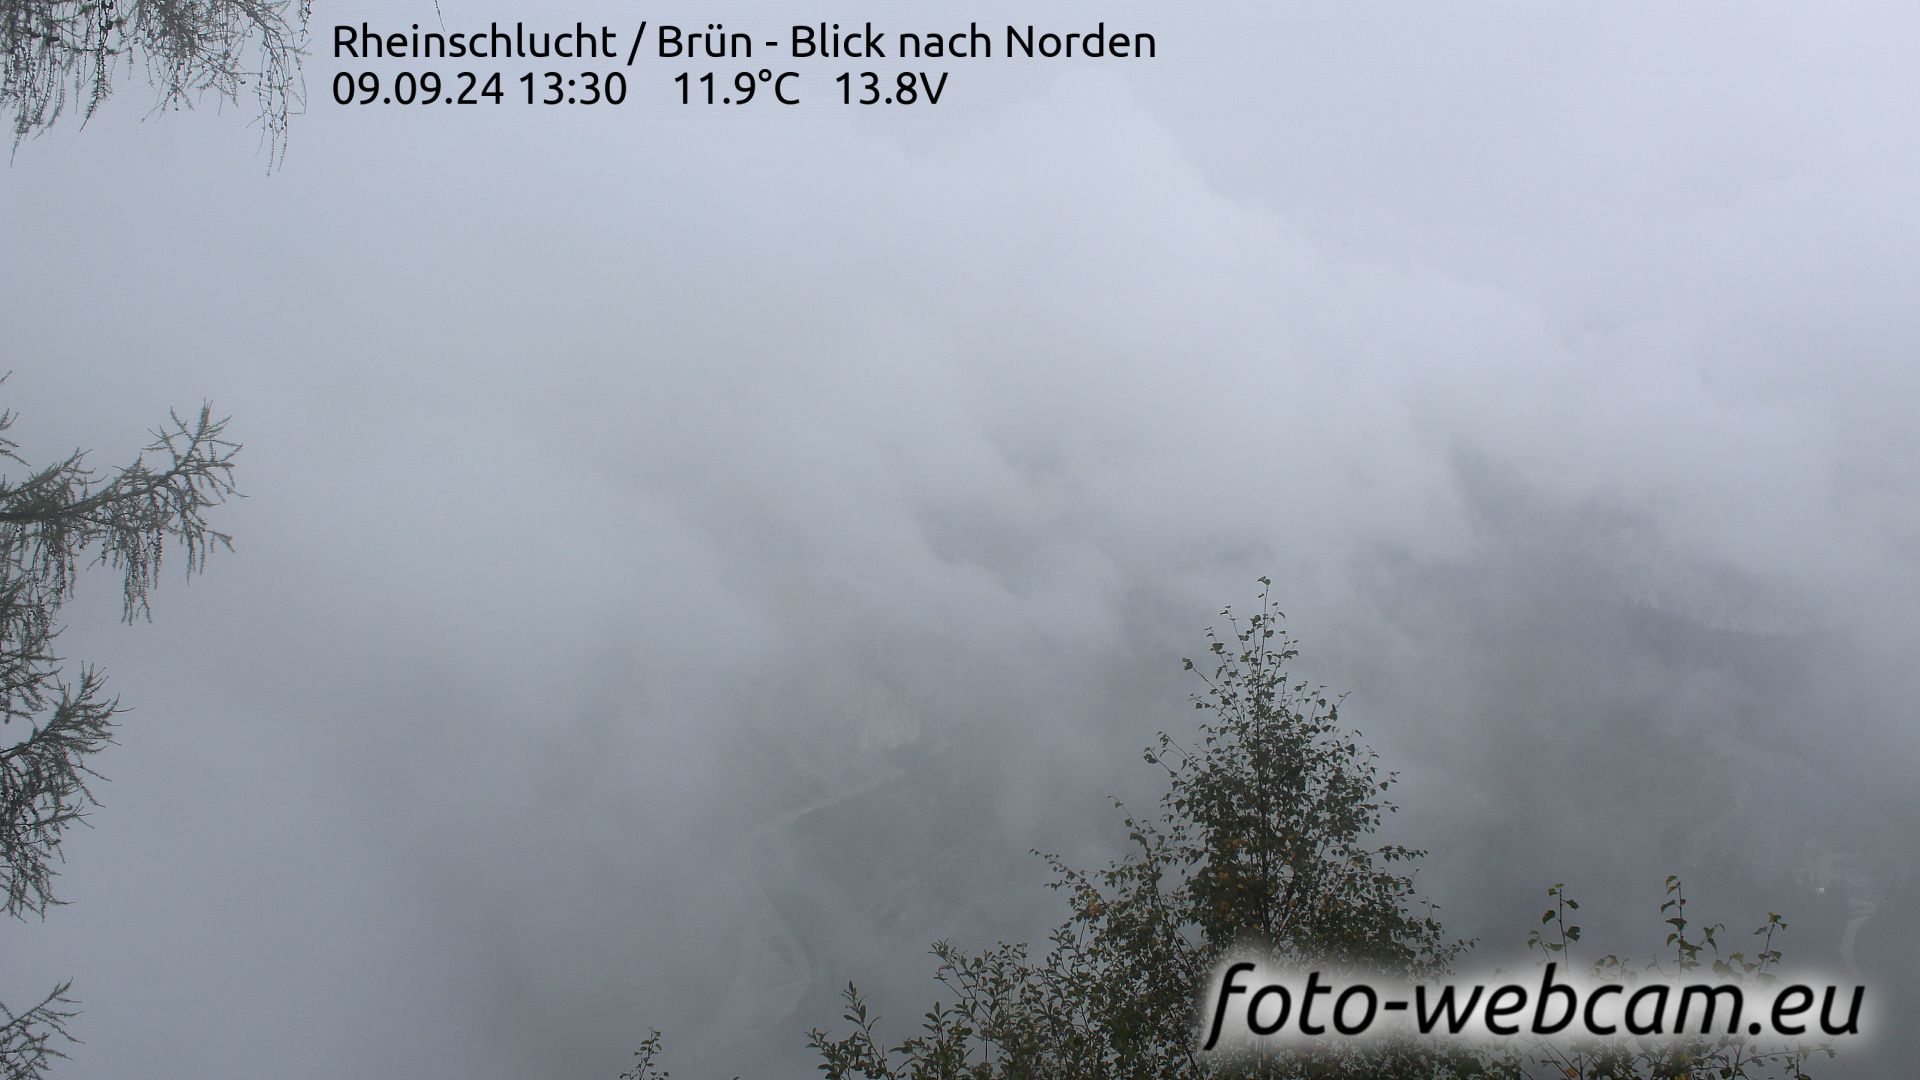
left=331, top=70, right=627, bottom=105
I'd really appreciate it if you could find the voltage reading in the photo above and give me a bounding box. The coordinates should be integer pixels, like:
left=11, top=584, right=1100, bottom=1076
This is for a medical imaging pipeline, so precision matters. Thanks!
left=837, top=71, right=948, bottom=105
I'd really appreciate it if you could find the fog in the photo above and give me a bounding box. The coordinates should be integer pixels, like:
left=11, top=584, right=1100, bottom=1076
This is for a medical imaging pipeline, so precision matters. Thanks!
left=2, top=0, right=1915, bottom=1075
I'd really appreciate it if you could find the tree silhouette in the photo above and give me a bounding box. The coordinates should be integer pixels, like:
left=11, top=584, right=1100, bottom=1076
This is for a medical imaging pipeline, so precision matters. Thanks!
left=2, top=0, right=308, bottom=164
left=0, top=390, right=238, bottom=1079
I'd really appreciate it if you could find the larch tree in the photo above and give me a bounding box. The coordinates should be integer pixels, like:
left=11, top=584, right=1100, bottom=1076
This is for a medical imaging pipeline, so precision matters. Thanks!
left=0, top=392, right=238, bottom=1079
left=2, top=0, right=309, bottom=164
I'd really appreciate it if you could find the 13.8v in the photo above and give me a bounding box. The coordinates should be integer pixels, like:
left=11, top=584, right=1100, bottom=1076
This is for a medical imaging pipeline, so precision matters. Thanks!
left=837, top=72, right=949, bottom=105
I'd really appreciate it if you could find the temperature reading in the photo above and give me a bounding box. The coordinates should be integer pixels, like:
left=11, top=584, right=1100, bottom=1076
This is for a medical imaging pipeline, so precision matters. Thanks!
left=674, top=69, right=801, bottom=105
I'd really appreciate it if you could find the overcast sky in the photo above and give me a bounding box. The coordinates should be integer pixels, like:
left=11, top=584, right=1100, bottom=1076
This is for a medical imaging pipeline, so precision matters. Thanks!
left=3, top=1, right=1917, bottom=1076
